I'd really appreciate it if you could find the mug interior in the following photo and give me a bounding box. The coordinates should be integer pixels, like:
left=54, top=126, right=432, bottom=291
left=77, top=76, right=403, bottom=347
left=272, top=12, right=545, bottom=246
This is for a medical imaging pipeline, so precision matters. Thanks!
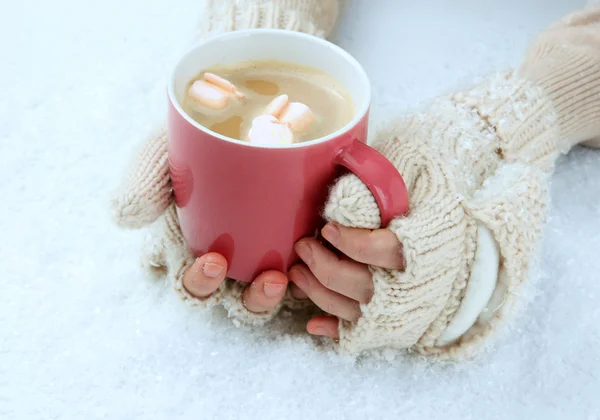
left=168, top=29, right=370, bottom=148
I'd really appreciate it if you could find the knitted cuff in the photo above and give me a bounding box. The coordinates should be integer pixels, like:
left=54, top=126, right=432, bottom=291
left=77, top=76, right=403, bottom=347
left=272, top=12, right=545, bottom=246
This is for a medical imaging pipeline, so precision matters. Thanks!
left=520, top=4, right=600, bottom=147
left=200, top=0, right=340, bottom=39
left=112, top=127, right=173, bottom=229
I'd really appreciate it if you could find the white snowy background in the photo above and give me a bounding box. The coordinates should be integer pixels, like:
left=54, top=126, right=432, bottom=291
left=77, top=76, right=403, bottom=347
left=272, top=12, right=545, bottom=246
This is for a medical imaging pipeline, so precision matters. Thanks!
left=2, top=0, right=599, bottom=418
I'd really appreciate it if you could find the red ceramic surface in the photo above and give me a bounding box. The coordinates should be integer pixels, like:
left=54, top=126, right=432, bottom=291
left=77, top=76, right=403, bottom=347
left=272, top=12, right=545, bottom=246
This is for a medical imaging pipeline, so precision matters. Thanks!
left=169, top=102, right=408, bottom=282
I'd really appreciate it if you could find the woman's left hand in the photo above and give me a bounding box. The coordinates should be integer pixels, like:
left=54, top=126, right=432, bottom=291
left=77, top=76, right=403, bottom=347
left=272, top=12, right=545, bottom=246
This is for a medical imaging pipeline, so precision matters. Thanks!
left=289, top=223, right=405, bottom=339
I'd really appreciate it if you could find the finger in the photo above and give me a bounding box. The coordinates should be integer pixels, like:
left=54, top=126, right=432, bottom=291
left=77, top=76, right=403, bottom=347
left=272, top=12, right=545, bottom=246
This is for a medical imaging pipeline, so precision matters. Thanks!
left=321, top=223, right=404, bottom=270
left=289, top=265, right=361, bottom=322
left=290, top=283, right=309, bottom=300
left=182, top=253, right=228, bottom=298
left=243, top=270, right=288, bottom=313
left=294, top=238, right=373, bottom=303
left=307, top=316, right=340, bottom=339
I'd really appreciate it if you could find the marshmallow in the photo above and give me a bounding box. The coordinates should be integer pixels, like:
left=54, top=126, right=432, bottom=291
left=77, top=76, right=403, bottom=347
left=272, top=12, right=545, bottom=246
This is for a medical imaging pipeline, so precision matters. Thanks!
left=188, top=81, right=230, bottom=109
left=188, top=73, right=244, bottom=109
left=265, top=94, right=289, bottom=117
left=264, top=94, right=314, bottom=133
left=248, top=115, right=294, bottom=145
left=279, top=102, right=314, bottom=133
left=203, top=73, right=245, bottom=99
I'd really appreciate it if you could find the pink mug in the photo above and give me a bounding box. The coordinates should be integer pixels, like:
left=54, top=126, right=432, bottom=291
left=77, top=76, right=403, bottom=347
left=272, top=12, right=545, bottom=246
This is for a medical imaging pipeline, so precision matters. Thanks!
left=167, top=29, right=409, bottom=283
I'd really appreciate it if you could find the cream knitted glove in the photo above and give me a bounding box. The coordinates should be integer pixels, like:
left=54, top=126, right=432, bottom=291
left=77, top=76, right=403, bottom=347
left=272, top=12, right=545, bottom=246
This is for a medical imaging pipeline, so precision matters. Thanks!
left=324, top=5, right=600, bottom=359
left=112, top=0, right=339, bottom=326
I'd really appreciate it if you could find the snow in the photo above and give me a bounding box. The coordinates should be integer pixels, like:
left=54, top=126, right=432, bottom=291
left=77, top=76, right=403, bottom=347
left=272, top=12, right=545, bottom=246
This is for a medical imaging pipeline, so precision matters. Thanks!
left=2, top=0, right=599, bottom=418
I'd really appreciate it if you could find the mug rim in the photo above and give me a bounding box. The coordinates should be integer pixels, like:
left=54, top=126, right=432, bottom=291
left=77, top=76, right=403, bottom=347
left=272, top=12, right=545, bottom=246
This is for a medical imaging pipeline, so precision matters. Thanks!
left=167, top=28, right=371, bottom=150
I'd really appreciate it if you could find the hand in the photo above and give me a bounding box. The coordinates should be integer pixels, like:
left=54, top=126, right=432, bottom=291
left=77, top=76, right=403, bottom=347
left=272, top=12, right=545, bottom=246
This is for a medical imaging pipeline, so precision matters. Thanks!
left=289, top=223, right=404, bottom=339
left=113, top=128, right=290, bottom=320
left=182, top=253, right=289, bottom=313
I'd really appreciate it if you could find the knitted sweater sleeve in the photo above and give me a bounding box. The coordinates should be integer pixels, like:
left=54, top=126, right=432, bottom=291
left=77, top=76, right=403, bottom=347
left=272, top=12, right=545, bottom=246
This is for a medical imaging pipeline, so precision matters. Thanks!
left=200, top=0, right=340, bottom=39
left=113, top=0, right=339, bottom=326
left=324, top=4, right=600, bottom=358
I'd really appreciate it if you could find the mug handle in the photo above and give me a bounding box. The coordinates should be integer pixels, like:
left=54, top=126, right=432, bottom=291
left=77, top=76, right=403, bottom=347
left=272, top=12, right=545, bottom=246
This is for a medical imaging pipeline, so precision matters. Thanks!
left=334, top=139, right=409, bottom=227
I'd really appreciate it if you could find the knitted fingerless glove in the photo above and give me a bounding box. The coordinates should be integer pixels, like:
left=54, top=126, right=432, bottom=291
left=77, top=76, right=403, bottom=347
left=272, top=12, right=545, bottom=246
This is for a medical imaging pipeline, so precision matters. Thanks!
left=324, top=5, right=600, bottom=359
left=112, top=0, right=340, bottom=326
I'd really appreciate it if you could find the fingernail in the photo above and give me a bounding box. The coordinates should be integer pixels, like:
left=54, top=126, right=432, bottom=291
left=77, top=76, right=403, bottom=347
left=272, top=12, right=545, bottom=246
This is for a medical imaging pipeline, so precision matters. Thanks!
left=202, top=262, right=224, bottom=278
left=294, top=241, right=313, bottom=265
left=322, top=224, right=340, bottom=246
left=263, top=279, right=286, bottom=298
left=310, top=326, right=329, bottom=336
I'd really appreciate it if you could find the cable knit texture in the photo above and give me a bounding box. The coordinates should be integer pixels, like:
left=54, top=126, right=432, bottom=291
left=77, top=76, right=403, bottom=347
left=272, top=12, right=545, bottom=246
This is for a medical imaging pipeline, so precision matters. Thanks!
left=520, top=5, right=600, bottom=148
left=323, top=5, right=600, bottom=359
left=112, top=0, right=339, bottom=326
left=199, top=0, right=339, bottom=39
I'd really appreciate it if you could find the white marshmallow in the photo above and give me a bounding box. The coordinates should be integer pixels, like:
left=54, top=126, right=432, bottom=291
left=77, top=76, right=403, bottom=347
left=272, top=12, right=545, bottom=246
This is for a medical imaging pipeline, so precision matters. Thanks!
left=203, top=73, right=245, bottom=99
left=187, top=73, right=244, bottom=109
left=248, top=115, right=294, bottom=145
left=265, top=94, right=289, bottom=117
left=188, top=80, right=230, bottom=109
left=279, top=102, right=314, bottom=133
left=264, top=95, right=314, bottom=133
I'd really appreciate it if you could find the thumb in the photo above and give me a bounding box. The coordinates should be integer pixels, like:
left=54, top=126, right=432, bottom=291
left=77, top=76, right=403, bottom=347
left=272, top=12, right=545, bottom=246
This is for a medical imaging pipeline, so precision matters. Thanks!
left=324, top=173, right=381, bottom=230
left=111, top=126, right=173, bottom=228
